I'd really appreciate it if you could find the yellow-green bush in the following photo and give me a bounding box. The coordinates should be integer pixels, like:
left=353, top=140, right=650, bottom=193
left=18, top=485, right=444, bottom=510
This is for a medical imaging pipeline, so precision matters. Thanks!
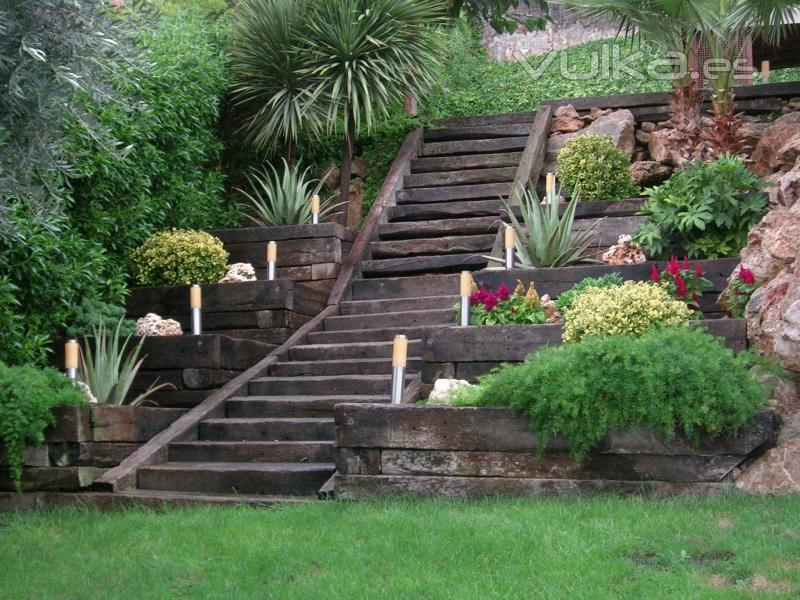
left=556, top=135, right=640, bottom=201
left=132, top=229, right=229, bottom=286
left=562, top=281, right=692, bottom=342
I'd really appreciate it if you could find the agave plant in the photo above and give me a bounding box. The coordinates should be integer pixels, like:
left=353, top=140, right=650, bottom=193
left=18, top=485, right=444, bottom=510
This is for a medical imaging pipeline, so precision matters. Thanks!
left=237, top=160, right=340, bottom=227
left=487, top=186, right=600, bottom=268
left=78, top=319, right=172, bottom=407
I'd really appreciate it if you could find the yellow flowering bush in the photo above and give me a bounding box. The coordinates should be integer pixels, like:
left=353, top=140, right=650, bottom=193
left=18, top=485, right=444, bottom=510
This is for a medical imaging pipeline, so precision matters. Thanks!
left=562, top=281, right=692, bottom=342
left=557, top=135, right=640, bottom=200
left=131, top=229, right=229, bottom=286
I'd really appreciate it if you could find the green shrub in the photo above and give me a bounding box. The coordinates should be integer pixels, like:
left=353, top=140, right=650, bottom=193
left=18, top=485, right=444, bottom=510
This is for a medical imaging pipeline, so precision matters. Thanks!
left=64, top=299, right=137, bottom=339
left=0, top=363, right=86, bottom=490
left=132, top=229, right=229, bottom=286
left=633, top=154, right=767, bottom=259
left=465, top=282, right=548, bottom=325
left=553, top=273, right=624, bottom=313
left=562, top=281, right=692, bottom=342
left=454, top=327, right=767, bottom=461
left=556, top=135, right=640, bottom=201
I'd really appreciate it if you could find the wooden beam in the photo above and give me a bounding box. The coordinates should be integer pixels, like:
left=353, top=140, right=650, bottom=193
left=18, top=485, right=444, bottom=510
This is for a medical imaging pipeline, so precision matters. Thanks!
left=510, top=106, right=552, bottom=204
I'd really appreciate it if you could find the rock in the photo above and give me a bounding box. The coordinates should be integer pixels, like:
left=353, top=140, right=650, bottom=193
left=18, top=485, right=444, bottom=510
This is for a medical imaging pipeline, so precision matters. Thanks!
left=220, top=263, right=256, bottom=283
left=544, top=109, right=636, bottom=174
left=751, top=112, right=800, bottom=176
left=136, top=313, right=183, bottom=337
left=551, top=104, right=584, bottom=134
left=352, top=159, right=367, bottom=178
left=629, top=161, right=672, bottom=187
left=768, top=159, right=800, bottom=208
left=739, top=205, right=800, bottom=282
left=754, top=371, right=799, bottom=420
left=739, top=121, right=770, bottom=154
left=601, top=234, right=647, bottom=266
left=427, top=379, right=474, bottom=406
left=635, top=129, right=651, bottom=145
left=648, top=128, right=688, bottom=167
left=584, top=107, right=612, bottom=122
left=640, top=121, right=656, bottom=133
left=735, top=437, right=800, bottom=495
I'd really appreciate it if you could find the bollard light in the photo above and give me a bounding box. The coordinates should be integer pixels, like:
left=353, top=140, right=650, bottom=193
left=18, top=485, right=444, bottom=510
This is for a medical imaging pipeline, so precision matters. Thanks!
left=190, top=284, right=202, bottom=335
left=64, top=339, right=79, bottom=381
left=761, top=60, right=770, bottom=84
left=504, top=225, right=515, bottom=270
left=266, top=241, right=277, bottom=281
left=390, top=334, right=408, bottom=405
left=546, top=172, right=556, bottom=205
left=311, top=194, right=320, bottom=225
left=459, top=271, right=472, bottom=327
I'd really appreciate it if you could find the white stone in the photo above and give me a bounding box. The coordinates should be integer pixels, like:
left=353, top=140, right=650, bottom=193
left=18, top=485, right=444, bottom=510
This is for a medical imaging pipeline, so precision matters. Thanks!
left=220, top=263, right=256, bottom=283
left=427, top=379, right=475, bottom=406
left=136, top=313, right=183, bottom=337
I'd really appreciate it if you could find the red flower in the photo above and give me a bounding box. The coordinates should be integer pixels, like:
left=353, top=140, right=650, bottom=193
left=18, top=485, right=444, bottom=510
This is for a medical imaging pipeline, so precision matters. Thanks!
left=496, top=283, right=510, bottom=301
left=674, top=275, right=688, bottom=298
left=484, top=295, right=499, bottom=311
left=738, top=268, right=755, bottom=285
left=681, top=256, right=690, bottom=271
left=695, top=264, right=704, bottom=278
left=666, top=256, right=680, bottom=276
left=650, top=264, right=661, bottom=282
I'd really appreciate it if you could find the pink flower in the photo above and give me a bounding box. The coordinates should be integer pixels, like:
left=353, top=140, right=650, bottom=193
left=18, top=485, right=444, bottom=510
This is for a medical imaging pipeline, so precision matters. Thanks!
left=666, top=256, right=680, bottom=277
left=675, top=275, right=688, bottom=298
left=650, top=265, right=661, bottom=282
left=496, top=283, right=510, bottom=301
left=695, top=264, right=704, bottom=278
left=682, top=257, right=690, bottom=271
left=738, top=268, right=755, bottom=285
left=484, top=295, right=499, bottom=311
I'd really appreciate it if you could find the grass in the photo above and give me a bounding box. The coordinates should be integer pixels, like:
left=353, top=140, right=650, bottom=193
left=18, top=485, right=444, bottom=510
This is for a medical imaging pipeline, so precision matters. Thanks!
left=1, top=494, right=799, bottom=599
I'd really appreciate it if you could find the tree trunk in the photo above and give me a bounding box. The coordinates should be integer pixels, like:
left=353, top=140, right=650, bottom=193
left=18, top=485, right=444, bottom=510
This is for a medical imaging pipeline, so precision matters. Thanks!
left=338, top=110, right=355, bottom=227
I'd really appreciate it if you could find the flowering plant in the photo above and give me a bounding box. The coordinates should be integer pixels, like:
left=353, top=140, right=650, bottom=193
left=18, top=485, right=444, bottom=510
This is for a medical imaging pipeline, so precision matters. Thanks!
left=650, top=256, right=713, bottom=311
left=720, top=267, right=759, bottom=318
left=459, top=282, right=549, bottom=326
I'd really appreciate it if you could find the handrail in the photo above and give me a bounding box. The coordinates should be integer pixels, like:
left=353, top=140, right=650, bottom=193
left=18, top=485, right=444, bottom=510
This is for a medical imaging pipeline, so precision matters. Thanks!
left=510, top=105, right=552, bottom=205
left=327, top=128, right=424, bottom=305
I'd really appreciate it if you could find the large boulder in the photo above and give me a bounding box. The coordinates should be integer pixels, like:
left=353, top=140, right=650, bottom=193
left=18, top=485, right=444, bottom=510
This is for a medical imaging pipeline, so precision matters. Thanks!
left=735, top=436, right=800, bottom=495
left=551, top=104, right=584, bottom=134
left=739, top=204, right=800, bottom=282
left=629, top=161, right=672, bottom=187
left=751, top=112, right=800, bottom=176
left=767, top=157, right=800, bottom=208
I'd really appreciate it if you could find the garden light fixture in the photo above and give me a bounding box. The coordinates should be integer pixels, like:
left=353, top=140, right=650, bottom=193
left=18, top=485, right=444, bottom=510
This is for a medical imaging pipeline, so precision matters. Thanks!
left=504, top=225, right=515, bottom=270
left=267, top=241, right=277, bottom=281
left=311, top=194, right=320, bottom=225
left=460, top=271, right=472, bottom=327
left=391, top=334, right=407, bottom=405
left=190, top=284, right=202, bottom=335
left=65, top=339, right=79, bottom=381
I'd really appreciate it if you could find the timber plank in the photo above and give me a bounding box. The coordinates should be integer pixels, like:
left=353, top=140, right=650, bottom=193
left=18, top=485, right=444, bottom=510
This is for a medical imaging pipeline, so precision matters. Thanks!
left=324, top=308, right=453, bottom=332
left=397, top=182, right=512, bottom=204
left=211, top=223, right=355, bottom=245
left=380, top=216, right=505, bottom=239
left=404, top=167, right=516, bottom=188
left=421, top=137, right=529, bottom=156
left=433, top=111, right=538, bottom=128
left=360, top=253, right=488, bottom=277
left=511, top=106, right=552, bottom=202
left=386, top=200, right=505, bottom=222
left=225, top=237, right=343, bottom=268
left=411, top=152, right=522, bottom=173
left=370, top=234, right=497, bottom=258
left=424, top=123, right=532, bottom=142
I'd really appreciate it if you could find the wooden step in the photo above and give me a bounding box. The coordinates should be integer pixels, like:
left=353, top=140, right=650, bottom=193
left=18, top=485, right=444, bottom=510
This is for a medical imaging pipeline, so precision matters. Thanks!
left=116, top=489, right=312, bottom=507
left=411, top=152, right=522, bottom=173
left=370, top=234, right=496, bottom=259
left=421, top=137, right=529, bottom=156
left=289, top=340, right=423, bottom=360
left=325, top=309, right=453, bottom=332
left=352, top=273, right=463, bottom=300
left=169, top=440, right=334, bottom=463
left=433, top=111, right=538, bottom=128
left=199, top=417, right=335, bottom=441
left=424, top=123, right=532, bottom=142
left=386, top=200, right=505, bottom=222
left=270, top=358, right=423, bottom=377
left=226, top=395, right=390, bottom=417
left=137, top=461, right=334, bottom=496
left=404, top=167, right=515, bottom=188
left=380, top=216, right=504, bottom=240
left=248, top=374, right=398, bottom=396
left=397, top=182, right=511, bottom=204
left=339, top=296, right=458, bottom=316
left=307, top=325, right=449, bottom=345
left=360, top=253, right=487, bottom=277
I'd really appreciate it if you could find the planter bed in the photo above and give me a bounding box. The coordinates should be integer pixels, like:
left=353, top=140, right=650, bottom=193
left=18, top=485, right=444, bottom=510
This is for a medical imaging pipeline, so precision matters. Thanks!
left=211, top=223, right=354, bottom=295
left=421, top=319, right=746, bottom=383
left=0, top=405, right=186, bottom=492
left=333, top=404, right=777, bottom=500
left=127, top=279, right=327, bottom=347
left=54, top=334, right=270, bottom=409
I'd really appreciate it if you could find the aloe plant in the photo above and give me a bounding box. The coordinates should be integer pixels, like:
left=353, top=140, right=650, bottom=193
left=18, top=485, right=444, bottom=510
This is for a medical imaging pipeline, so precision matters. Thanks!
left=238, top=159, right=340, bottom=226
left=78, top=320, right=172, bottom=407
left=488, top=186, right=600, bottom=268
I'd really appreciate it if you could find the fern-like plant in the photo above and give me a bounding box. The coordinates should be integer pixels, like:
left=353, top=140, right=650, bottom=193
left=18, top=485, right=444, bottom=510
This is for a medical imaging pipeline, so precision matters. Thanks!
left=238, top=160, right=340, bottom=227
left=489, top=186, right=599, bottom=268
left=79, top=320, right=172, bottom=407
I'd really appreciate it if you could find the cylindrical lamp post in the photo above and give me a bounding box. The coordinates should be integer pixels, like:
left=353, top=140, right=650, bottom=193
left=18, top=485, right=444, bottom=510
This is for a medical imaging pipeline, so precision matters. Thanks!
left=190, top=284, right=202, bottom=335
left=504, top=225, right=515, bottom=270
left=460, top=271, right=472, bottom=327
left=266, top=241, right=277, bottom=281
left=311, top=194, right=320, bottom=225
left=762, top=60, right=770, bottom=84
left=390, top=334, right=407, bottom=405
left=64, top=339, right=79, bottom=381
left=546, top=172, right=556, bottom=205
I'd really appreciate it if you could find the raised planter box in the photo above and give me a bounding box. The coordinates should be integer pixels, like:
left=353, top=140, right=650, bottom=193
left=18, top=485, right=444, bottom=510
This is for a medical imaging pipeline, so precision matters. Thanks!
left=54, top=334, right=270, bottom=408
left=0, top=405, right=186, bottom=492
left=334, top=404, right=778, bottom=500
left=211, top=223, right=355, bottom=295
left=421, top=319, right=747, bottom=383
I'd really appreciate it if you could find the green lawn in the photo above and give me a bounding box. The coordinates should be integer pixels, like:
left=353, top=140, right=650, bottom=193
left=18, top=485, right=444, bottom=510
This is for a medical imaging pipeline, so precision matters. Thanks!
left=1, top=494, right=799, bottom=599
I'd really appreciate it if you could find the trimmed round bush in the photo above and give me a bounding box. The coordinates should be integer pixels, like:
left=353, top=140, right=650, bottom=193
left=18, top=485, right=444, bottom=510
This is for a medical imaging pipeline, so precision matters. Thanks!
left=132, top=229, right=229, bottom=286
left=556, top=135, right=640, bottom=201
left=562, top=281, right=691, bottom=342
left=454, top=327, right=768, bottom=461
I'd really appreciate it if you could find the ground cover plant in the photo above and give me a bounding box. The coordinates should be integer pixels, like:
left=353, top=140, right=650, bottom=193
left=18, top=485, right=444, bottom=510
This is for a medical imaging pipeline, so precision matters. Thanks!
left=1, top=496, right=799, bottom=598
left=553, top=273, right=624, bottom=313
left=454, top=327, right=767, bottom=462
left=556, top=135, right=640, bottom=201
left=464, top=282, right=549, bottom=325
